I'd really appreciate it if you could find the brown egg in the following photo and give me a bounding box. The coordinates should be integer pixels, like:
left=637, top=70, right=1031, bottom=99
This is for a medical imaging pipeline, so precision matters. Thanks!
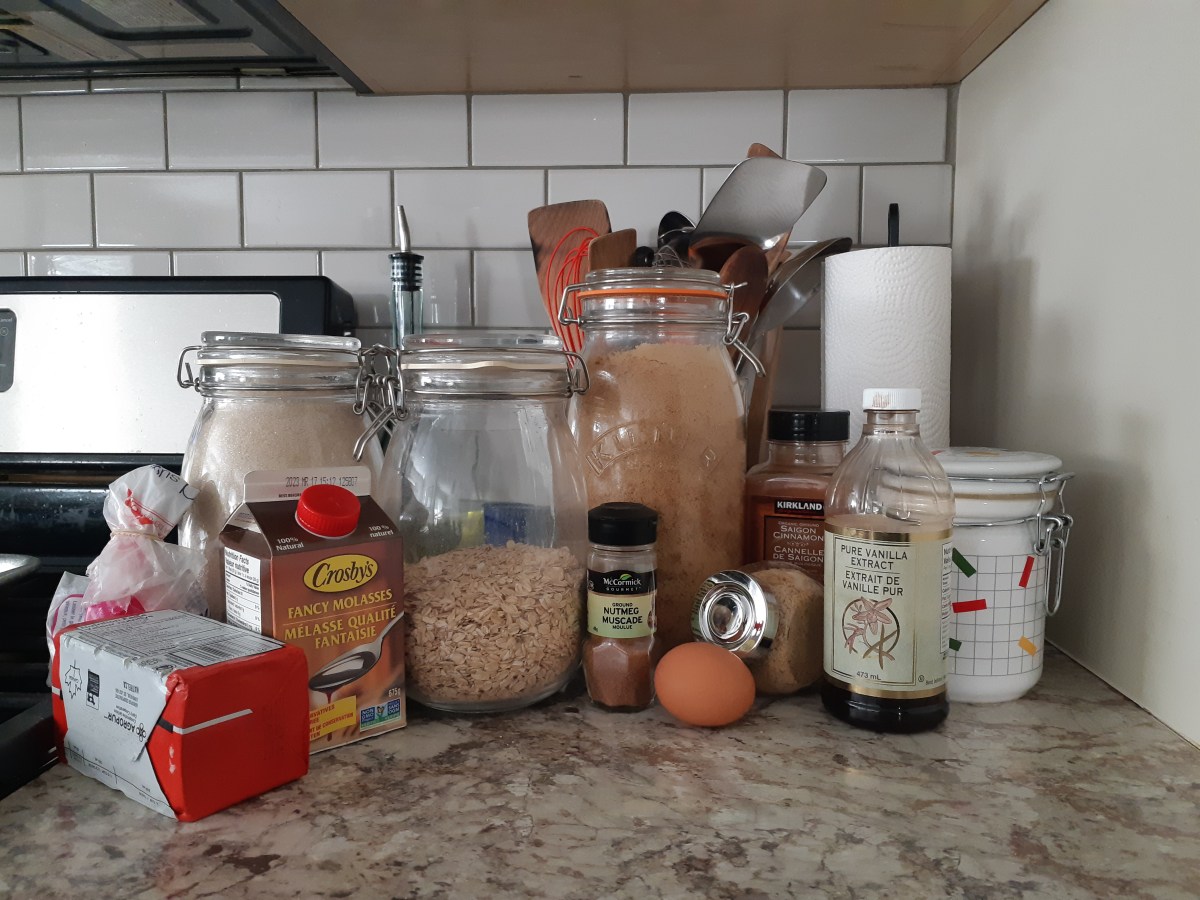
left=654, top=642, right=756, bottom=727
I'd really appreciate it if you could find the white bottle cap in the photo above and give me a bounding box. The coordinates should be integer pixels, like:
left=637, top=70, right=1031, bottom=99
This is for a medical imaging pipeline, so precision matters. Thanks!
left=863, top=388, right=922, bottom=411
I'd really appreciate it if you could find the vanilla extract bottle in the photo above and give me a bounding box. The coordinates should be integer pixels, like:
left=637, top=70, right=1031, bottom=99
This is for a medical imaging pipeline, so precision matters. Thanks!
left=822, top=389, right=955, bottom=733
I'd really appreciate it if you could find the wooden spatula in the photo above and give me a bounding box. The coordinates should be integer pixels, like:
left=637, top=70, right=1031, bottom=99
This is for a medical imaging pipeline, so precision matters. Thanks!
left=586, top=228, right=637, bottom=272
left=527, top=200, right=610, bottom=348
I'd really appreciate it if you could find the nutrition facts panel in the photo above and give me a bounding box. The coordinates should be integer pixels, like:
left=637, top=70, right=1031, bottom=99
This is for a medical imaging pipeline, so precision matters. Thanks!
left=224, top=548, right=263, bottom=633
left=947, top=552, right=1047, bottom=676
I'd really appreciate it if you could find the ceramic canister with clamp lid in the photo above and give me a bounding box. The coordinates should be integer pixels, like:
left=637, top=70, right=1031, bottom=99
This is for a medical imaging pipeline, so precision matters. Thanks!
left=935, top=448, right=1074, bottom=703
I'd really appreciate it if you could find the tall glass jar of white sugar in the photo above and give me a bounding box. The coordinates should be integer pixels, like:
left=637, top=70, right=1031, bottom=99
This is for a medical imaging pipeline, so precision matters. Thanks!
left=176, top=332, right=384, bottom=620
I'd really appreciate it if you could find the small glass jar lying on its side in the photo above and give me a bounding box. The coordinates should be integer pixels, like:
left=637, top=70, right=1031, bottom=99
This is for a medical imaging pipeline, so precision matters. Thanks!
left=692, top=561, right=823, bottom=695
left=377, top=333, right=589, bottom=713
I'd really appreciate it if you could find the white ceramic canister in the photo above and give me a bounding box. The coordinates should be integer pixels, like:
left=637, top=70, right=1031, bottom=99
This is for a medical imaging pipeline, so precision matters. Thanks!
left=934, top=448, right=1073, bottom=703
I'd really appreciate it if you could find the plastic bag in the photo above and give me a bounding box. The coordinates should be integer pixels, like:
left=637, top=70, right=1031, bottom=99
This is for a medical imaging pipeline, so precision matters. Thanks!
left=47, top=465, right=207, bottom=660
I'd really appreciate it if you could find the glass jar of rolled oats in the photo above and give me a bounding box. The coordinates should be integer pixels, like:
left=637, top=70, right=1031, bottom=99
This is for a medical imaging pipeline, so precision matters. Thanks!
left=377, top=332, right=589, bottom=712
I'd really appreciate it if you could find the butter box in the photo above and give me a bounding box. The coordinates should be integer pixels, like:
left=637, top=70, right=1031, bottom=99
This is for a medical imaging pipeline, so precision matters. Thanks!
left=219, top=468, right=406, bottom=752
left=51, top=610, right=310, bottom=822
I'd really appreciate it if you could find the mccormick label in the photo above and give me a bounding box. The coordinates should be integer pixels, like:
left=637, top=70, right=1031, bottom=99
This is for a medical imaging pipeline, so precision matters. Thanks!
left=823, top=525, right=953, bottom=699
left=220, top=468, right=406, bottom=753
left=587, top=569, right=656, bottom=639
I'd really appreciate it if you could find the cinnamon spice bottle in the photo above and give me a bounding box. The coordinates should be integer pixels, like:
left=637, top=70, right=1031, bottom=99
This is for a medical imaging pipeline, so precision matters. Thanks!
left=744, top=408, right=849, bottom=582
left=582, top=503, right=658, bottom=711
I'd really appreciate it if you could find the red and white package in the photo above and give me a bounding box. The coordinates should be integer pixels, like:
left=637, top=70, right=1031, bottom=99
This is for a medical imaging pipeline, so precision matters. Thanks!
left=47, top=465, right=206, bottom=659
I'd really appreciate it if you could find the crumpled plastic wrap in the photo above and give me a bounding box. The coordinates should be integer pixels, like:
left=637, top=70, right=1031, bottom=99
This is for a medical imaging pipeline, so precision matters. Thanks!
left=47, top=465, right=207, bottom=660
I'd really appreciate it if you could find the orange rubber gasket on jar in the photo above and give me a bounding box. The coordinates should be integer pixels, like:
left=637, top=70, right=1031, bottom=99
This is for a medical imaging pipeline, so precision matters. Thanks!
left=575, top=288, right=727, bottom=300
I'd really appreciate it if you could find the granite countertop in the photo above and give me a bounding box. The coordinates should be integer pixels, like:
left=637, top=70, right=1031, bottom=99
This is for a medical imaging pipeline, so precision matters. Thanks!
left=1, top=649, right=1198, bottom=899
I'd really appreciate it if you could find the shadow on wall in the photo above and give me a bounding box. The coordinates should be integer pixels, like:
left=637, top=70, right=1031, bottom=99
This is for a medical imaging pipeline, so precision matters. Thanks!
left=952, top=186, right=1157, bottom=700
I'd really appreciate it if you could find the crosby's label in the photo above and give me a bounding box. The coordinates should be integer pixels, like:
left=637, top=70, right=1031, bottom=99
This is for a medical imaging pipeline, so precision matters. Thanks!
left=823, top=525, right=953, bottom=698
left=587, top=568, right=655, bottom=639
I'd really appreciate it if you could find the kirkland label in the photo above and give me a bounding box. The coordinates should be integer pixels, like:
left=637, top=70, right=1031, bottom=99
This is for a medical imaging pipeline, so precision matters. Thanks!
left=823, top=526, right=953, bottom=699
left=586, top=569, right=655, bottom=639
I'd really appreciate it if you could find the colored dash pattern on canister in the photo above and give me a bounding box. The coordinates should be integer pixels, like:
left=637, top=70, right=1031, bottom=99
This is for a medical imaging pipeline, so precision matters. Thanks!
left=1019, top=555, right=1036, bottom=588
left=1019, top=636, right=1038, bottom=656
left=951, top=548, right=976, bottom=577
left=952, top=598, right=988, bottom=614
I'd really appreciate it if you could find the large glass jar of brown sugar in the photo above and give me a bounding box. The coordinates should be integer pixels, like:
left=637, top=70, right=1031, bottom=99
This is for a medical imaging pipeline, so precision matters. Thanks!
left=564, top=268, right=759, bottom=650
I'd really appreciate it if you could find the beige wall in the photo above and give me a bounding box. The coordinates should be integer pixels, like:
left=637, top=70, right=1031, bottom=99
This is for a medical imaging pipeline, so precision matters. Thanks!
left=953, top=0, right=1200, bottom=742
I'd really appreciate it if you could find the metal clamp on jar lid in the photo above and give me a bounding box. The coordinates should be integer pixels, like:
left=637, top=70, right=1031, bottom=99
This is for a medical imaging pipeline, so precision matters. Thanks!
left=691, top=570, right=778, bottom=659
left=558, top=267, right=765, bottom=376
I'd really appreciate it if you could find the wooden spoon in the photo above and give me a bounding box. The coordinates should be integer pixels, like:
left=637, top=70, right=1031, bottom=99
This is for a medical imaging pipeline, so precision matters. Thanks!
left=586, top=227, right=637, bottom=272
left=719, top=245, right=769, bottom=338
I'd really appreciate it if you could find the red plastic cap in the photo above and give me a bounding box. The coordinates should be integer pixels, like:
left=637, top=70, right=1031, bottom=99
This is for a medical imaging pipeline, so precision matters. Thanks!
left=295, top=484, right=361, bottom=538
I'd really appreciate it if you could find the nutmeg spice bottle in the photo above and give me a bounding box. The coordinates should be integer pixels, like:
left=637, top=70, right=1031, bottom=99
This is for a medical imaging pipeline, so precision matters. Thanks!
left=744, top=408, right=850, bottom=582
left=583, top=503, right=659, bottom=711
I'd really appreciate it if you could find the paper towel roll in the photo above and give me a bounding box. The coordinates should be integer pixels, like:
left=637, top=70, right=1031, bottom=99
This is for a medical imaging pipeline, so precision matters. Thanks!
left=822, top=246, right=951, bottom=448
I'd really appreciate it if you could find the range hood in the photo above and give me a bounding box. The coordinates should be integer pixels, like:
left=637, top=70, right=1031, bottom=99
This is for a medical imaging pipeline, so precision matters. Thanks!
left=0, top=0, right=363, bottom=87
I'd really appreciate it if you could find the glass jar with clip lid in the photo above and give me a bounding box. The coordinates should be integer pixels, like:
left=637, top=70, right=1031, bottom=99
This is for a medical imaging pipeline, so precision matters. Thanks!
left=176, top=332, right=386, bottom=620
left=562, top=267, right=763, bottom=651
left=375, top=332, right=590, bottom=712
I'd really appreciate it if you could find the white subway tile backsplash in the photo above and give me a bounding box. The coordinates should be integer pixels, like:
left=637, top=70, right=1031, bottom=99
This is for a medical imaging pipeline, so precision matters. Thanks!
left=419, top=250, right=474, bottom=329
left=0, top=252, right=25, bottom=276
left=321, top=249, right=471, bottom=330
left=0, top=83, right=951, bottom=345
left=22, top=94, right=165, bottom=172
left=787, top=89, right=947, bottom=163
left=472, top=95, right=623, bottom=166
left=0, top=174, right=92, bottom=249
left=549, top=168, right=701, bottom=247
left=27, top=251, right=170, bottom=276
left=318, top=94, right=468, bottom=169
left=702, top=167, right=733, bottom=208
left=772, top=329, right=821, bottom=407
left=95, top=173, right=240, bottom=248
left=173, top=250, right=319, bottom=276
left=861, top=165, right=953, bottom=245
left=243, top=171, right=392, bottom=248
left=167, top=92, right=316, bottom=170
left=393, top=169, right=544, bottom=248
left=0, top=80, right=87, bottom=96
left=791, top=165, right=860, bottom=243
left=473, top=250, right=546, bottom=329
left=628, top=92, right=783, bottom=165
left=0, top=100, right=19, bottom=172
left=92, top=76, right=237, bottom=92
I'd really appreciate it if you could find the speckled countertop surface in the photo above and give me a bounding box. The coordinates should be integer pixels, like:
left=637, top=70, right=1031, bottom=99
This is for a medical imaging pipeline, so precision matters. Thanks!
left=1, top=649, right=1198, bottom=899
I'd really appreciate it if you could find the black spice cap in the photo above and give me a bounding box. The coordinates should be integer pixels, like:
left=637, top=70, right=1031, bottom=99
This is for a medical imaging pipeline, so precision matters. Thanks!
left=588, top=502, right=658, bottom=547
left=767, top=407, right=850, bottom=443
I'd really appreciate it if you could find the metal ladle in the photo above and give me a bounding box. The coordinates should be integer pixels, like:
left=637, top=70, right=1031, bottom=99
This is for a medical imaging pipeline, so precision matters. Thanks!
left=308, top=612, right=404, bottom=697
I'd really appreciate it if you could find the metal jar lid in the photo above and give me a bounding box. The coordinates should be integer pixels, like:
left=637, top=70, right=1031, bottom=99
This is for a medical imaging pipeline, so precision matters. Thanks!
left=691, top=570, right=779, bottom=659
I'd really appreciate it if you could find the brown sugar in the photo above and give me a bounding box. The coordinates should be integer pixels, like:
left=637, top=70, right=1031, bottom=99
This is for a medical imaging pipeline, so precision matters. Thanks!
left=575, top=341, right=745, bottom=650
left=747, top=566, right=823, bottom=694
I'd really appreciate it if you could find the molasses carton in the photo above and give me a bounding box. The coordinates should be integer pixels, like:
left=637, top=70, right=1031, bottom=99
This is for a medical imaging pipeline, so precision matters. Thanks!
left=219, top=467, right=406, bottom=752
